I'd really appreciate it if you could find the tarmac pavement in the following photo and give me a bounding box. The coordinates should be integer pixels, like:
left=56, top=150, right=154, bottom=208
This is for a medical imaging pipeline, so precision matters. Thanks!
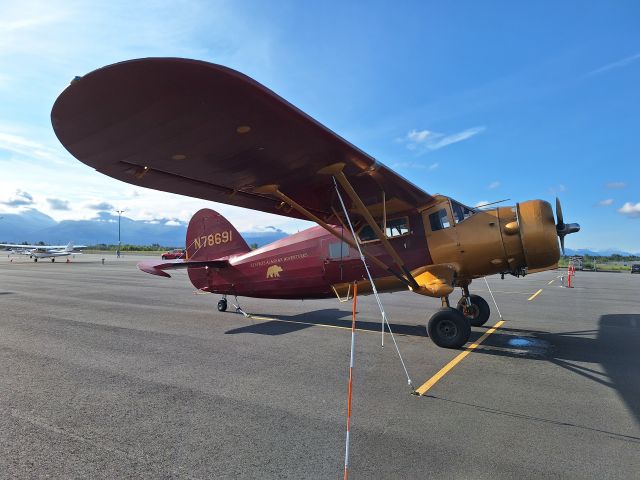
left=0, top=254, right=638, bottom=478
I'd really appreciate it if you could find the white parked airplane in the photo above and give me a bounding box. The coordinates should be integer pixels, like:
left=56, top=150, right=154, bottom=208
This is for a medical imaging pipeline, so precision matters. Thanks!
left=1, top=242, right=86, bottom=262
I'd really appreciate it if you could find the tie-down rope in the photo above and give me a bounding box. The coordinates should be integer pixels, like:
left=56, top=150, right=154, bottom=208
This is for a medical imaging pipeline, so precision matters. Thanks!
left=332, top=177, right=415, bottom=392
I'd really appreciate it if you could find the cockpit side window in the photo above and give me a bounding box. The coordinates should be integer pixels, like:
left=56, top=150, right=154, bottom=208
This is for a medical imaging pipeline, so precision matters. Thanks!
left=429, top=209, right=451, bottom=231
left=357, top=216, right=410, bottom=242
left=385, top=217, right=409, bottom=238
left=451, top=201, right=474, bottom=224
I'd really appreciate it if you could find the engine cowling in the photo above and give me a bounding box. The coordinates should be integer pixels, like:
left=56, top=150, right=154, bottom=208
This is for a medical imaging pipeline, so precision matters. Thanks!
left=516, top=199, right=560, bottom=271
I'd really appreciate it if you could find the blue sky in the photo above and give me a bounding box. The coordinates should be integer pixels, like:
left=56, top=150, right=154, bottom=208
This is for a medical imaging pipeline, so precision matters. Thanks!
left=0, top=1, right=638, bottom=250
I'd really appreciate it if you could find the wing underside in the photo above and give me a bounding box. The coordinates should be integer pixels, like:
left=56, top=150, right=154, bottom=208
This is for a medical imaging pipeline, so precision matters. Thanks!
left=51, top=58, right=434, bottom=223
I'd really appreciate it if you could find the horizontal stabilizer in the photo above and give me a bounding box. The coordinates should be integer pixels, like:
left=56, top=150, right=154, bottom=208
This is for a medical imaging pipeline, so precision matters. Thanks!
left=137, top=259, right=229, bottom=278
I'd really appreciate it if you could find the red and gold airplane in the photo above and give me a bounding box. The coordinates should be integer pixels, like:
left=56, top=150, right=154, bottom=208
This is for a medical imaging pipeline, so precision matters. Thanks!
left=51, top=58, right=579, bottom=349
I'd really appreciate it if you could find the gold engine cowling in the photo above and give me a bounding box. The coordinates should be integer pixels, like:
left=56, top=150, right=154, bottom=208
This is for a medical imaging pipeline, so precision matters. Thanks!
left=499, top=199, right=560, bottom=271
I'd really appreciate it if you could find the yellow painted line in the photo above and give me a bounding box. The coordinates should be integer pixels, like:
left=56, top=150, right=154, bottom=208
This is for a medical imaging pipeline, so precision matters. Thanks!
left=528, top=289, right=543, bottom=301
left=415, top=319, right=505, bottom=396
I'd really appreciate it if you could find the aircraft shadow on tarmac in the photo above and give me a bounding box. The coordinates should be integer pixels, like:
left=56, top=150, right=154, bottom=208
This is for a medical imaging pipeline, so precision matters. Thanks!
left=473, top=313, right=640, bottom=428
left=224, top=308, right=428, bottom=338
left=225, top=309, right=639, bottom=428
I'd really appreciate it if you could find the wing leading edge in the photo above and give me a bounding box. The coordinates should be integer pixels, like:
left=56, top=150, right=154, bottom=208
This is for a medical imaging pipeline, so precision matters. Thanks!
left=51, top=58, right=434, bottom=222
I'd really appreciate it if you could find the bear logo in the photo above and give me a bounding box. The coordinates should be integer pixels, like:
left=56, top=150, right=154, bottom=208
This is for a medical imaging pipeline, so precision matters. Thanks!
left=266, top=265, right=283, bottom=278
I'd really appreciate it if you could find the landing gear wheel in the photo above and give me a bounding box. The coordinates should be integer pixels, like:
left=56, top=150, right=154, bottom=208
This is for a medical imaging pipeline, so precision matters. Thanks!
left=34, top=258, right=38, bottom=262
left=162, top=255, right=167, bottom=260
left=51, top=258, right=55, bottom=263
left=427, top=307, right=471, bottom=349
left=457, top=294, right=490, bottom=327
left=217, top=299, right=228, bottom=312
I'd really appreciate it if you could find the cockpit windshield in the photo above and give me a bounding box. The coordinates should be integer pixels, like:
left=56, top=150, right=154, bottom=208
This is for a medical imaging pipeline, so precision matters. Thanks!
left=451, top=201, right=475, bottom=224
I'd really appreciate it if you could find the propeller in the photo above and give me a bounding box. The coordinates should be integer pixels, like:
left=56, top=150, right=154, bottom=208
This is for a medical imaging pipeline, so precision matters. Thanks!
left=555, top=197, right=580, bottom=254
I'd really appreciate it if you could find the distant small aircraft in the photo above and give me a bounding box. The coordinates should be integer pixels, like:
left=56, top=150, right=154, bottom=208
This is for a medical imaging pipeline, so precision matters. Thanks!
left=1, top=241, right=86, bottom=262
left=51, top=58, right=580, bottom=348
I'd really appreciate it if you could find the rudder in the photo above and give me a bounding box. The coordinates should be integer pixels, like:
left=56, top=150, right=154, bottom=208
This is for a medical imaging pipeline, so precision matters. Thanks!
left=186, top=209, right=250, bottom=260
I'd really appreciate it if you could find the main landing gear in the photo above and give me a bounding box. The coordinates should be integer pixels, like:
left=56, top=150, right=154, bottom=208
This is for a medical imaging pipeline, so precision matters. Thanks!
left=426, top=288, right=491, bottom=348
left=457, top=286, right=490, bottom=327
left=51, top=258, right=55, bottom=263
left=427, top=307, right=470, bottom=349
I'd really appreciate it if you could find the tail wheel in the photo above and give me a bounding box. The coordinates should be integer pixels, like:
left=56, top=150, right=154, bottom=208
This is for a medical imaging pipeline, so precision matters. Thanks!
left=457, top=294, right=490, bottom=327
left=427, top=307, right=471, bottom=349
left=217, top=299, right=228, bottom=312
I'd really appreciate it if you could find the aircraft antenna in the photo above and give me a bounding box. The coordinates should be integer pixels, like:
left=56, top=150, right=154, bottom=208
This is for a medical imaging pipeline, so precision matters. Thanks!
left=476, top=198, right=511, bottom=209
left=332, top=177, right=415, bottom=393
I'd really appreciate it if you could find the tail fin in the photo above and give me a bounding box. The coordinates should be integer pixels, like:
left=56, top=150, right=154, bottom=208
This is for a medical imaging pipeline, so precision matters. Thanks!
left=65, top=241, right=74, bottom=252
left=186, top=209, right=250, bottom=260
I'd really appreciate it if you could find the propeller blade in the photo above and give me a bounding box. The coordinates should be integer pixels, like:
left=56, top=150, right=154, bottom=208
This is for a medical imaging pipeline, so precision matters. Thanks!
left=555, top=197, right=564, bottom=228
left=559, top=235, right=565, bottom=255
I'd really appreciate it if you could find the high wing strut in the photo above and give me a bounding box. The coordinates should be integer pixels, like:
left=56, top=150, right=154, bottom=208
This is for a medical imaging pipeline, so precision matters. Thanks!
left=318, top=163, right=420, bottom=290
left=253, top=184, right=412, bottom=288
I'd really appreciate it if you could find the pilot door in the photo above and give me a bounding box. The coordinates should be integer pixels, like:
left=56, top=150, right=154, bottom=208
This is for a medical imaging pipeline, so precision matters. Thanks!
left=422, top=200, right=462, bottom=265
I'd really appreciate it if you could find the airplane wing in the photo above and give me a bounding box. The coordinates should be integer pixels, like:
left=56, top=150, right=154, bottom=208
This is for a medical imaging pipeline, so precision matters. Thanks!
left=51, top=58, right=434, bottom=222
left=0, top=243, right=87, bottom=250
left=137, top=259, right=230, bottom=278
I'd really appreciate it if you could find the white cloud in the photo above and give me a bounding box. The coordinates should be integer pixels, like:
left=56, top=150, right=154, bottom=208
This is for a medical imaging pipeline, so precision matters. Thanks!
left=549, top=184, right=567, bottom=194
left=1, top=189, right=34, bottom=207
left=488, top=181, right=500, bottom=189
left=164, top=220, right=181, bottom=226
left=475, top=200, right=490, bottom=208
left=400, top=126, right=486, bottom=153
left=618, top=202, right=640, bottom=218
left=588, top=53, right=640, bottom=76
left=0, top=131, right=60, bottom=163
left=596, top=199, right=614, bottom=207
left=407, top=129, right=432, bottom=143
left=606, top=181, right=626, bottom=189
left=0, top=1, right=294, bottom=232
left=429, top=162, right=439, bottom=170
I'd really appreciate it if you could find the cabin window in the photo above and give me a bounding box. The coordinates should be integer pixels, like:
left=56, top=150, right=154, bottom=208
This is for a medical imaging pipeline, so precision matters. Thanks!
left=357, top=217, right=410, bottom=243
left=358, top=225, right=378, bottom=243
left=328, top=241, right=350, bottom=259
left=429, top=209, right=451, bottom=231
left=451, top=201, right=474, bottom=224
left=385, top=217, right=409, bottom=238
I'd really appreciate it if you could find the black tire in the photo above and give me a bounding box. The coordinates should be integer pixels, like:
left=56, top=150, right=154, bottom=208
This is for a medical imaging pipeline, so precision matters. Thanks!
left=217, top=299, right=228, bottom=312
left=457, top=294, right=490, bottom=327
left=34, top=258, right=38, bottom=262
left=427, top=307, right=471, bottom=349
left=51, top=258, right=55, bottom=263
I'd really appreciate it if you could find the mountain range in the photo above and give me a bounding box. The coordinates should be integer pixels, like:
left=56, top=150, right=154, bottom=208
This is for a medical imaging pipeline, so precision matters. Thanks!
left=563, top=247, right=640, bottom=257
left=0, top=209, right=288, bottom=248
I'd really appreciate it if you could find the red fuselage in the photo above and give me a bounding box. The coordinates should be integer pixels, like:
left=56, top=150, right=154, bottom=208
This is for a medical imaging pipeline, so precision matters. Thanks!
left=188, top=216, right=431, bottom=299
